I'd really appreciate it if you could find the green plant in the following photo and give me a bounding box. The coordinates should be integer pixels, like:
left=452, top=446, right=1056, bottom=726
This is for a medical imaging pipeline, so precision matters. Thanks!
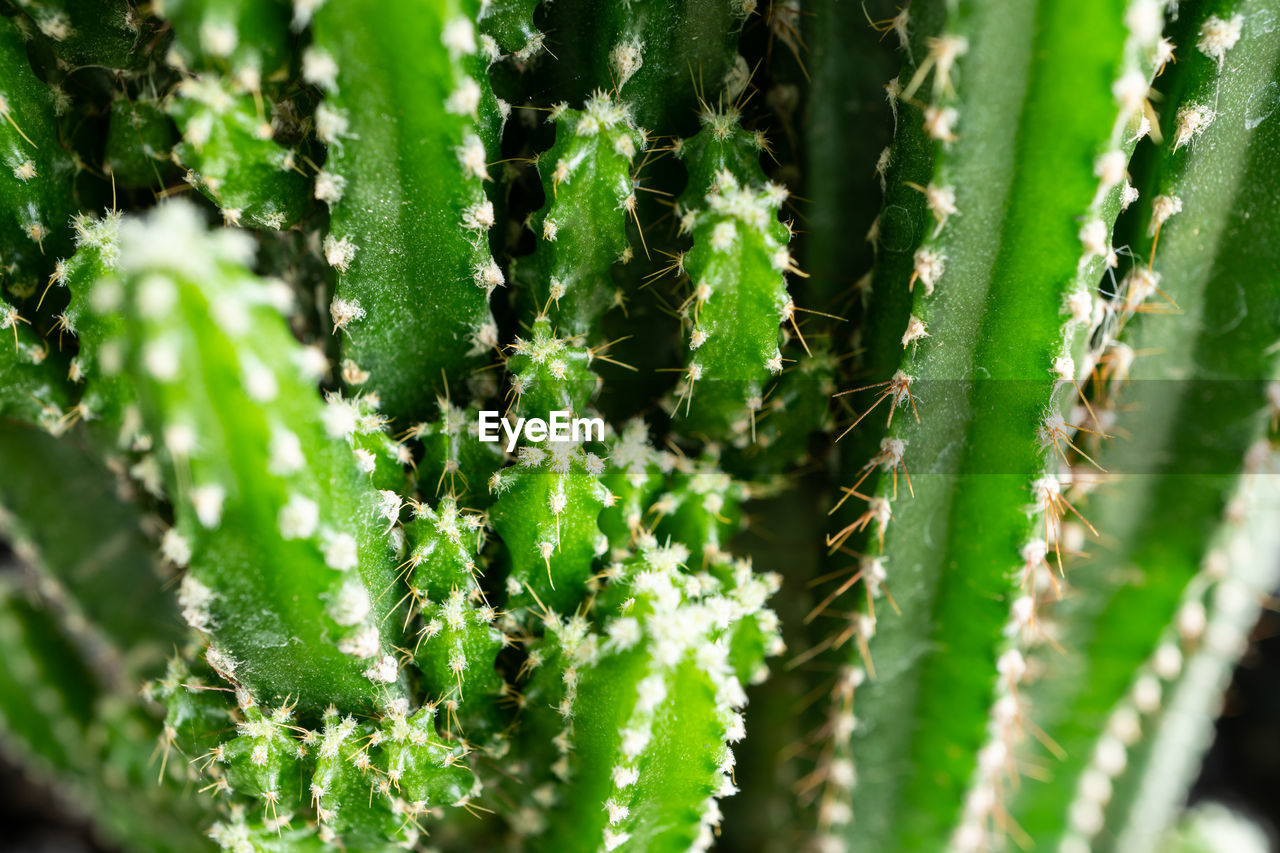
left=0, top=1, right=1278, bottom=852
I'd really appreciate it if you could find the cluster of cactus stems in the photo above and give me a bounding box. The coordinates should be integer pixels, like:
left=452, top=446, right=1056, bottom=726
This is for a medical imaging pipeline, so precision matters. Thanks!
left=0, top=0, right=1278, bottom=852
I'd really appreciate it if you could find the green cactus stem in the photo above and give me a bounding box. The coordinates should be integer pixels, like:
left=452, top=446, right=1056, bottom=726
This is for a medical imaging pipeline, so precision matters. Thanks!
left=517, top=541, right=781, bottom=852
left=106, top=201, right=406, bottom=711
left=11, top=0, right=147, bottom=70
left=490, top=439, right=610, bottom=615
left=0, top=17, right=76, bottom=299
left=539, top=0, right=751, bottom=134
left=671, top=108, right=796, bottom=445
left=515, top=93, right=644, bottom=339
left=162, top=0, right=311, bottom=230
left=477, top=0, right=542, bottom=59
left=1008, top=3, right=1280, bottom=848
left=169, top=75, right=311, bottom=230
left=308, top=0, right=505, bottom=422
left=812, top=1, right=1165, bottom=849
left=0, top=312, right=67, bottom=433
left=104, top=95, right=179, bottom=190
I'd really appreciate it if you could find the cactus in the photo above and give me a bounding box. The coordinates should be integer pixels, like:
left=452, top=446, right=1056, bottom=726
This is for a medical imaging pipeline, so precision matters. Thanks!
left=2, top=2, right=1280, bottom=852
left=0, top=15, right=76, bottom=299
left=538, top=0, right=751, bottom=134
left=108, top=203, right=407, bottom=711
left=162, top=0, right=313, bottom=230
left=308, top=0, right=505, bottom=421
left=104, top=96, right=179, bottom=190
left=671, top=108, right=796, bottom=442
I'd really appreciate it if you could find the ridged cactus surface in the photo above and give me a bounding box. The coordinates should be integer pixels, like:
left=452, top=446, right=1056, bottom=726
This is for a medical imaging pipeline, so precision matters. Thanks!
left=0, top=1, right=1278, bottom=852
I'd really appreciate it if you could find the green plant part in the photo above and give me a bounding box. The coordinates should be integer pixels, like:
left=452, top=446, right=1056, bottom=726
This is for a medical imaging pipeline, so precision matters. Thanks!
left=308, top=0, right=505, bottom=422
left=335, top=391, right=416, bottom=495
left=156, top=667, right=479, bottom=850
left=149, top=652, right=236, bottom=761
left=401, top=494, right=512, bottom=737
left=403, top=494, right=485, bottom=600
left=4, top=3, right=1280, bottom=852
left=519, top=541, right=780, bottom=852
left=1007, top=4, right=1280, bottom=850
left=726, top=342, right=838, bottom=473
left=0, top=425, right=214, bottom=853
left=0, top=17, right=76, bottom=299
left=410, top=397, right=506, bottom=506
left=160, top=0, right=294, bottom=85
left=810, top=1, right=1168, bottom=849
left=217, top=696, right=308, bottom=811
left=162, top=0, right=311, bottom=230
left=308, top=705, right=476, bottom=847
left=169, top=75, right=312, bottom=230
left=671, top=109, right=794, bottom=443
left=105, top=96, right=180, bottom=189
left=1161, top=801, right=1272, bottom=853
left=506, top=317, right=601, bottom=419
left=0, top=420, right=185, bottom=676
left=105, top=201, right=406, bottom=711
left=54, top=210, right=147, bottom=451
left=598, top=419, right=671, bottom=551
left=413, top=586, right=508, bottom=737
left=11, top=0, right=147, bottom=70
left=0, top=312, right=67, bottom=432
left=489, top=440, right=610, bottom=615
left=539, top=0, right=751, bottom=133
left=515, top=93, right=644, bottom=339
left=477, top=0, right=542, bottom=59
left=1087, top=457, right=1280, bottom=853
left=651, top=451, right=749, bottom=568
left=0, top=582, right=216, bottom=853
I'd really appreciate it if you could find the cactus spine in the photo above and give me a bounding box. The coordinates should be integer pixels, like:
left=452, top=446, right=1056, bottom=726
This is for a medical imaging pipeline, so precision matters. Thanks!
left=109, top=203, right=406, bottom=710
left=309, top=0, right=505, bottom=421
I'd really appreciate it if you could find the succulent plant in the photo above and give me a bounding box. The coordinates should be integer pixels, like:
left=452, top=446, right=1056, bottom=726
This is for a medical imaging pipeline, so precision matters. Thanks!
left=0, top=1, right=1278, bottom=852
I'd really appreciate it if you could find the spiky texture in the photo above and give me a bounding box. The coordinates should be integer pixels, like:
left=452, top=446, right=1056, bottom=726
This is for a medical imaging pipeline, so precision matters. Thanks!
left=538, top=0, right=752, bottom=133
left=0, top=16, right=75, bottom=299
left=163, top=0, right=311, bottom=230
left=310, top=0, right=505, bottom=421
left=105, top=96, right=179, bottom=189
left=0, top=312, right=67, bottom=431
left=489, top=439, right=610, bottom=615
left=1008, top=4, right=1280, bottom=850
left=105, top=203, right=406, bottom=711
left=520, top=543, right=779, bottom=852
left=811, top=1, right=1192, bottom=849
left=516, top=94, right=644, bottom=339
left=12, top=0, right=146, bottom=69
left=169, top=76, right=311, bottom=230
left=672, top=109, right=794, bottom=442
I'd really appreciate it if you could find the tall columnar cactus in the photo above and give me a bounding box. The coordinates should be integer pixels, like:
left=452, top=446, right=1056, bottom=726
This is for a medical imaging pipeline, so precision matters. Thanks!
left=806, top=1, right=1280, bottom=851
left=672, top=107, right=796, bottom=442
left=107, top=203, right=407, bottom=711
left=1008, top=4, right=1280, bottom=851
left=2, top=2, right=1280, bottom=852
left=308, top=0, right=505, bottom=421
